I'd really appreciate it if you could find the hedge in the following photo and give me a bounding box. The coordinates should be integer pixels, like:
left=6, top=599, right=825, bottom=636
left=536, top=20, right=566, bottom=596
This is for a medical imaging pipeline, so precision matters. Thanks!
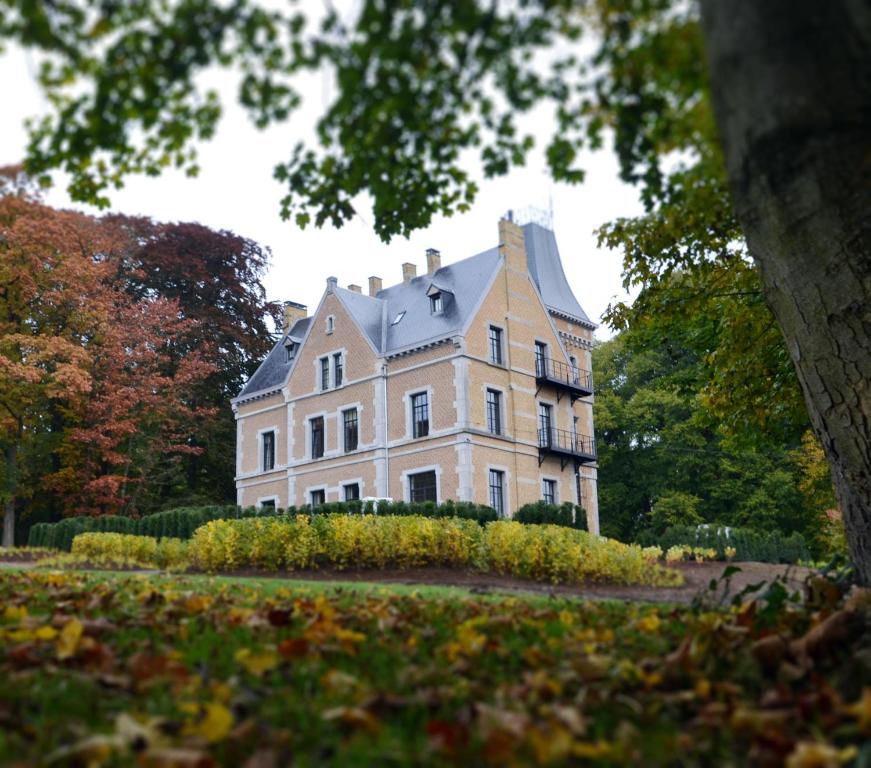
left=636, top=525, right=810, bottom=564
left=513, top=501, right=587, bottom=530
left=27, top=501, right=499, bottom=550
left=185, top=515, right=682, bottom=586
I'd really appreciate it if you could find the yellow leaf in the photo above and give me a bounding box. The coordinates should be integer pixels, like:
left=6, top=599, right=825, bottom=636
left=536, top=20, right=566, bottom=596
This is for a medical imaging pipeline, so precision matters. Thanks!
left=3, top=605, right=27, bottom=623
left=185, top=703, right=233, bottom=744
left=56, top=618, right=84, bottom=660
left=234, top=648, right=279, bottom=677
left=845, top=688, right=871, bottom=734
left=786, top=741, right=856, bottom=768
left=35, top=625, right=58, bottom=641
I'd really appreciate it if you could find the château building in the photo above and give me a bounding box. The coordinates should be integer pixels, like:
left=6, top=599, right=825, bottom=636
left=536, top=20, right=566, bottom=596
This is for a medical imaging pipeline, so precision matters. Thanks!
left=232, top=214, right=599, bottom=532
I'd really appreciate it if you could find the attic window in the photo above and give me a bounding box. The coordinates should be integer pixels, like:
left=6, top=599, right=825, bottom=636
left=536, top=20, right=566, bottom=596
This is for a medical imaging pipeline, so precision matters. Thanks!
left=326, top=315, right=335, bottom=334
left=391, top=311, right=406, bottom=326
left=429, top=292, right=443, bottom=314
left=285, top=341, right=296, bottom=362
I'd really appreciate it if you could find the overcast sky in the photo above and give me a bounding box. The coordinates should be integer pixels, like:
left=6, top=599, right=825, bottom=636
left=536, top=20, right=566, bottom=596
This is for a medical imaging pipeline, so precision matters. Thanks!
left=0, top=41, right=642, bottom=340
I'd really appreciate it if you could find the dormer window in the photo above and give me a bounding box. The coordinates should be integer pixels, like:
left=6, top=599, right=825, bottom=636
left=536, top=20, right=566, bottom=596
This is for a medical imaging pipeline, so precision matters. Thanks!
left=426, top=283, right=451, bottom=314
left=429, top=292, right=443, bottom=314
left=285, top=341, right=296, bottom=362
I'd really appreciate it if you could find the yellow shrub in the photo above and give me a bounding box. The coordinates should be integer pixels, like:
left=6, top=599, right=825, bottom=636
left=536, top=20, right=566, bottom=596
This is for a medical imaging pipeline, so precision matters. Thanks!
left=189, top=515, right=681, bottom=587
left=70, top=532, right=189, bottom=569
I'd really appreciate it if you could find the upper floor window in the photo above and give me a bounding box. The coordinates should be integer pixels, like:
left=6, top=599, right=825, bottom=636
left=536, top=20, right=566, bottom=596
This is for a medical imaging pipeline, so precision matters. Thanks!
left=542, top=479, right=556, bottom=505
left=310, top=416, right=324, bottom=459
left=489, top=469, right=505, bottom=516
left=320, top=357, right=330, bottom=391
left=429, top=292, right=443, bottom=314
left=343, top=408, right=358, bottom=452
left=326, top=315, right=335, bottom=334
left=489, top=326, right=503, bottom=365
left=534, top=341, right=548, bottom=377
left=411, top=392, right=429, bottom=438
left=262, top=430, right=275, bottom=471
left=333, top=352, right=344, bottom=387
left=486, top=389, right=502, bottom=435
left=409, top=470, right=437, bottom=503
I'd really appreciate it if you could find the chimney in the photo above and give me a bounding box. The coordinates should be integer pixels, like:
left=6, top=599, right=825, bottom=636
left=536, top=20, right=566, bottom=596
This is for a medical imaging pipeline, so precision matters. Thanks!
left=401, top=262, right=417, bottom=284
left=326, top=276, right=338, bottom=293
left=426, top=248, right=441, bottom=275
left=368, top=275, right=382, bottom=296
left=282, top=300, right=308, bottom=333
left=347, top=284, right=362, bottom=294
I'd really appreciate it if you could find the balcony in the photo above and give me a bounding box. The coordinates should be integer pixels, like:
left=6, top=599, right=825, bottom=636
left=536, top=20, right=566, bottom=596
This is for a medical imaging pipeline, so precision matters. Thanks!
left=538, top=427, right=596, bottom=468
left=535, top=357, right=593, bottom=401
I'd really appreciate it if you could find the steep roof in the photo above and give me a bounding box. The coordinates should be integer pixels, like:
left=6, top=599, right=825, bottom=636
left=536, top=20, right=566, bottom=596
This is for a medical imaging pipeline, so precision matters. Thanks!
left=522, top=222, right=595, bottom=328
left=236, top=221, right=593, bottom=400
left=236, top=316, right=311, bottom=399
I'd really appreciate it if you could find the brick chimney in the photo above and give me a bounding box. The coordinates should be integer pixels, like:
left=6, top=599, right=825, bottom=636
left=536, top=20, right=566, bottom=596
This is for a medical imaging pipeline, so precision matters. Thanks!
left=402, top=262, right=417, bottom=284
left=426, top=248, right=441, bottom=275
left=368, top=276, right=382, bottom=296
left=347, top=284, right=362, bottom=294
left=282, top=300, right=308, bottom=333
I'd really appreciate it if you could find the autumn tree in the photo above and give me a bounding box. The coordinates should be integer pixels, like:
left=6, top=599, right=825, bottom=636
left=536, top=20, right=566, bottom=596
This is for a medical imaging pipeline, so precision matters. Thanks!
left=1, top=1, right=868, bottom=579
left=106, top=217, right=280, bottom=504
left=0, top=172, right=214, bottom=545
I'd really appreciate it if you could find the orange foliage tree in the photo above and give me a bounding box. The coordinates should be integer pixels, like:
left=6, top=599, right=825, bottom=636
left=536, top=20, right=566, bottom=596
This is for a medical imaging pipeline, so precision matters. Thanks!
left=0, top=169, right=214, bottom=545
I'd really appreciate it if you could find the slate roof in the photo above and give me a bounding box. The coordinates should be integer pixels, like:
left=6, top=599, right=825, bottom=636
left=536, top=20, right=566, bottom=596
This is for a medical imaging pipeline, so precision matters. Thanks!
left=523, top=222, right=595, bottom=328
left=236, top=316, right=311, bottom=399
left=236, top=222, right=592, bottom=400
left=343, top=246, right=502, bottom=355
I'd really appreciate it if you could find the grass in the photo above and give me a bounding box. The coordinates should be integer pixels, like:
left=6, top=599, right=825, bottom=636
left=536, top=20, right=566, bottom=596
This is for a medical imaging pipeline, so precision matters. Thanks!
left=0, top=566, right=868, bottom=766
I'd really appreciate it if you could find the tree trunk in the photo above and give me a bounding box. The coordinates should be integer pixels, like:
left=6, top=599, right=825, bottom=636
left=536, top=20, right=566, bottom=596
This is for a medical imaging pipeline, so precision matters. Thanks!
left=3, top=443, right=16, bottom=548
left=700, top=1, right=871, bottom=583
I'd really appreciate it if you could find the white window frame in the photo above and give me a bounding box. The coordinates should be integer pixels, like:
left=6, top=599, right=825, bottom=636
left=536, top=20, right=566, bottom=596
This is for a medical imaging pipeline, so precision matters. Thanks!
left=541, top=476, right=559, bottom=505
left=307, top=411, right=328, bottom=459
left=342, top=479, right=364, bottom=502
left=488, top=324, right=505, bottom=366
left=404, top=385, right=434, bottom=440
left=257, top=426, right=280, bottom=473
left=256, top=495, right=280, bottom=511
left=308, top=484, right=328, bottom=507
left=401, top=464, right=442, bottom=504
left=487, top=464, right=510, bottom=517
left=326, top=314, right=335, bottom=334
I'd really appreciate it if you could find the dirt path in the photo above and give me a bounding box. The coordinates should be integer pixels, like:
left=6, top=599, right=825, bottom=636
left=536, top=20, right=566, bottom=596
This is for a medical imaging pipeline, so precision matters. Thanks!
left=212, top=561, right=814, bottom=605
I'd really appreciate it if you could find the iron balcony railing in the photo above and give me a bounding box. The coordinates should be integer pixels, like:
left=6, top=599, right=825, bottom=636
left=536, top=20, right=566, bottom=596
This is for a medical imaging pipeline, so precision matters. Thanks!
left=537, top=427, right=597, bottom=461
left=535, top=357, right=593, bottom=396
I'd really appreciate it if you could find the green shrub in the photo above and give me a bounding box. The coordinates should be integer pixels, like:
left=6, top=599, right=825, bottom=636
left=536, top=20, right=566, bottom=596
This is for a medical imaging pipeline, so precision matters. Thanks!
left=636, top=525, right=810, bottom=564
left=514, top=501, right=587, bottom=530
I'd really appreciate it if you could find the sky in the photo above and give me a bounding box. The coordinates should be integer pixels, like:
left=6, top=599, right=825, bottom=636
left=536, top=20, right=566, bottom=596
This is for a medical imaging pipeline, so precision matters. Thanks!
left=0, top=41, right=643, bottom=340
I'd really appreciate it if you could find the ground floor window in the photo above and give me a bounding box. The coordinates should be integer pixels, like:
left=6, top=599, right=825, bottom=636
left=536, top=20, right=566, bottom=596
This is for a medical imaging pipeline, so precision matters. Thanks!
left=489, top=469, right=505, bottom=516
left=408, top=470, right=437, bottom=503
left=542, top=479, right=556, bottom=505
left=310, top=489, right=326, bottom=507
left=259, top=498, right=276, bottom=511
left=343, top=483, right=360, bottom=502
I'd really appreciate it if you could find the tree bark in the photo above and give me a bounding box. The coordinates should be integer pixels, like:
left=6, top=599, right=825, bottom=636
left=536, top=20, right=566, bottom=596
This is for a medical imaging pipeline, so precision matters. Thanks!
left=3, top=443, right=16, bottom=548
left=700, top=0, right=871, bottom=583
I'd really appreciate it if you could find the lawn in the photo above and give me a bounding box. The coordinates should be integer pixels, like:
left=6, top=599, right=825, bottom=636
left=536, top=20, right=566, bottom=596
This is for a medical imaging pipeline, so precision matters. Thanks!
left=0, top=567, right=868, bottom=766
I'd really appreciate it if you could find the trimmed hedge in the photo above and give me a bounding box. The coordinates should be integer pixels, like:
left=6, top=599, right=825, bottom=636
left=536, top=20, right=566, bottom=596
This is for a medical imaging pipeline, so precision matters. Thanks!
left=636, top=525, right=810, bottom=564
left=27, top=501, right=498, bottom=550
left=189, top=515, right=681, bottom=586
left=514, top=501, right=587, bottom=530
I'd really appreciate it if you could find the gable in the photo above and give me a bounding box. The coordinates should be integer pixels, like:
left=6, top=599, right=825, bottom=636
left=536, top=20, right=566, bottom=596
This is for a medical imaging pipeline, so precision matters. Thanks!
left=286, top=291, right=378, bottom=398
